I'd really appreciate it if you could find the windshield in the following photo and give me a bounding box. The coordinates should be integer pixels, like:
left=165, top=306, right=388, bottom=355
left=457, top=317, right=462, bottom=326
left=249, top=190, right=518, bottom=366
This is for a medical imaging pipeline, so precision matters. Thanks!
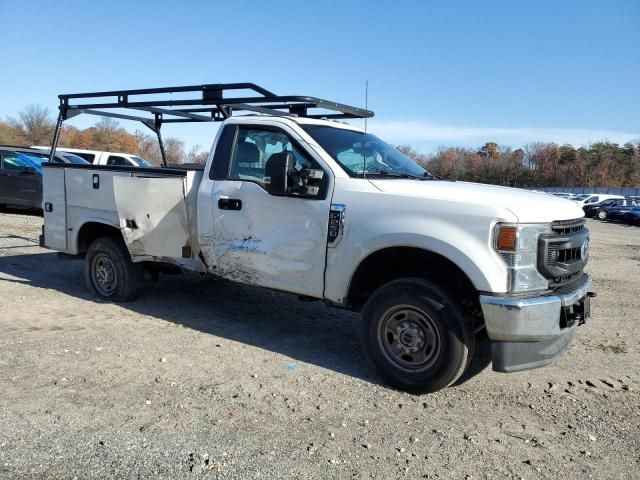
left=302, top=125, right=434, bottom=179
left=130, top=156, right=152, bottom=167
left=61, top=153, right=89, bottom=164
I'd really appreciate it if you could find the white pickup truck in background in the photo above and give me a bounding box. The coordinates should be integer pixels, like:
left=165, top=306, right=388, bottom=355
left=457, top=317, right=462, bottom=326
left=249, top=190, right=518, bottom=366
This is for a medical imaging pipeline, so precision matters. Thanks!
left=40, top=83, right=594, bottom=393
left=34, top=146, right=152, bottom=168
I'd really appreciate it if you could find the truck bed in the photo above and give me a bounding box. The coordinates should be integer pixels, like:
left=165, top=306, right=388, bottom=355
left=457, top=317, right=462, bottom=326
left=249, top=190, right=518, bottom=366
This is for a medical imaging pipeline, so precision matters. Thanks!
left=42, top=163, right=205, bottom=271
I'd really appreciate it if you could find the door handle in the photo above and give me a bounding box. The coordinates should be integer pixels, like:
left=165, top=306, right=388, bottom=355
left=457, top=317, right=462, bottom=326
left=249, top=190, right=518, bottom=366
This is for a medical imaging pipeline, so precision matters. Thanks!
left=218, top=198, right=242, bottom=211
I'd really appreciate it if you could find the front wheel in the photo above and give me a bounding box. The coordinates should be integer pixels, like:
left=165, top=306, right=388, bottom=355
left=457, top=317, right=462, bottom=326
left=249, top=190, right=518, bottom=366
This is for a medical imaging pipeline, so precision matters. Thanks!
left=360, top=278, right=475, bottom=394
left=597, top=210, right=607, bottom=220
left=85, top=236, right=142, bottom=301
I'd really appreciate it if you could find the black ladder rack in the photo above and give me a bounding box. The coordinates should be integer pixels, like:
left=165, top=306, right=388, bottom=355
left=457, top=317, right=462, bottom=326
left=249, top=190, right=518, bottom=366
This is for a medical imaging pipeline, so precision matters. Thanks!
left=50, top=83, right=374, bottom=167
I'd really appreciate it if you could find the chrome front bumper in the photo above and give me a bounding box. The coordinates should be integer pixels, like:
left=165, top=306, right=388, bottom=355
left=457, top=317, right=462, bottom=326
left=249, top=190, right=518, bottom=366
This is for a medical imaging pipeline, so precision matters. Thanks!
left=479, top=274, right=592, bottom=372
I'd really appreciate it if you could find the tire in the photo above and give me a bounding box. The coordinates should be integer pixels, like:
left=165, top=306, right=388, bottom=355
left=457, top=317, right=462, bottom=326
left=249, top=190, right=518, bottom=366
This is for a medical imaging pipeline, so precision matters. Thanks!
left=597, top=210, right=607, bottom=220
left=360, top=277, right=475, bottom=394
left=85, top=236, right=142, bottom=301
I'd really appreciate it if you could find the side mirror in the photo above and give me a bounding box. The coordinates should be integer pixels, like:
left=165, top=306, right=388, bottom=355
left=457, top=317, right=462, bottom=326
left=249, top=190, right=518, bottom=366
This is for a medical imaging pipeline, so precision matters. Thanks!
left=264, top=152, right=325, bottom=197
left=264, top=152, right=295, bottom=196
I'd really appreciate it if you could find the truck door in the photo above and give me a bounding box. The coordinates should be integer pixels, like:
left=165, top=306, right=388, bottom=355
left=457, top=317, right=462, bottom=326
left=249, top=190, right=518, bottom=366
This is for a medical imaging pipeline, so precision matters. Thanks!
left=207, top=124, right=331, bottom=298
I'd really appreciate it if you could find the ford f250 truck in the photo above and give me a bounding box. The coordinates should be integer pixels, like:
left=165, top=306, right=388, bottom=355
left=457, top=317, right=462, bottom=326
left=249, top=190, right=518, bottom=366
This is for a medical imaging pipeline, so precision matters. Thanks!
left=40, top=83, right=594, bottom=393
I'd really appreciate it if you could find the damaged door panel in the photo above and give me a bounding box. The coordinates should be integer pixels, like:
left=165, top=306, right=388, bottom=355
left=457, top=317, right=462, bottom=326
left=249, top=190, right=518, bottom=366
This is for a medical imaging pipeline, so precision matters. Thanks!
left=113, top=176, right=190, bottom=259
left=211, top=181, right=329, bottom=298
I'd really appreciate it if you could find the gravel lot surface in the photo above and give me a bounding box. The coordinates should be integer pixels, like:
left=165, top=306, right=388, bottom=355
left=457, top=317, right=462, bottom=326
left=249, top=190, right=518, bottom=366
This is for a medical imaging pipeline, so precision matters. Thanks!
left=0, top=211, right=638, bottom=479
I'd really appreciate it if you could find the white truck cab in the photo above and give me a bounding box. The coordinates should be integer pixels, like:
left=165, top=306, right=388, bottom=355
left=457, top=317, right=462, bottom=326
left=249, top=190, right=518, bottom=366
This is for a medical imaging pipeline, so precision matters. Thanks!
left=33, top=146, right=152, bottom=168
left=40, top=83, right=594, bottom=393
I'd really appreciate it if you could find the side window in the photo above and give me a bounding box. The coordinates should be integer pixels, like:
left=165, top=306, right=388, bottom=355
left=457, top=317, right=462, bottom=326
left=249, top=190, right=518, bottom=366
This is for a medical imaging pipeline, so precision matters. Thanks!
left=75, top=152, right=95, bottom=163
left=1, top=154, right=26, bottom=171
left=209, top=125, right=236, bottom=180
left=106, top=155, right=130, bottom=166
left=229, top=128, right=315, bottom=187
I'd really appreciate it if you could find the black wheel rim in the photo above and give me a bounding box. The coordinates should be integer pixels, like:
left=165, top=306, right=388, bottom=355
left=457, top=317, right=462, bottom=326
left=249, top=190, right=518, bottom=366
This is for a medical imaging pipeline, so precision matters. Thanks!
left=91, top=253, right=117, bottom=297
left=377, top=305, right=441, bottom=373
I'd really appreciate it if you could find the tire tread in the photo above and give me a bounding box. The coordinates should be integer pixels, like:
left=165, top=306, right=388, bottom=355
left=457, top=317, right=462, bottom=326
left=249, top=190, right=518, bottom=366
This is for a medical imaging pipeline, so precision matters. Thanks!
left=85, top=236, right=142, bottom=302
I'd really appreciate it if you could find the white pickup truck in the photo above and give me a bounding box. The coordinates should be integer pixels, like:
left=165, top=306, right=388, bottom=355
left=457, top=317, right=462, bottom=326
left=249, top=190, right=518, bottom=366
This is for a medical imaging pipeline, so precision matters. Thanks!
left=33, top=147, right=152, bottom=168
left=40, top=84, right=594, bottom=393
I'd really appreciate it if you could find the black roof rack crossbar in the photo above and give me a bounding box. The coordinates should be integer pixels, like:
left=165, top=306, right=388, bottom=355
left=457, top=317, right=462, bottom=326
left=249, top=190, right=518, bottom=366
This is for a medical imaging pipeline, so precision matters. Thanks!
left=60, top=82, right=277, bottom=100
left=51, top=82, right=374, bottom=167
left=58, top=83, right=374, bottom=121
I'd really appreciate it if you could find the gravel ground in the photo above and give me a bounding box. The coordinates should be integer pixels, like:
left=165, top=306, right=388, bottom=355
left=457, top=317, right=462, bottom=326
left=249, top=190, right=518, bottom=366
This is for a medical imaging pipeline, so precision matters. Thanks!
left=0, top=211, right=638, bottom=479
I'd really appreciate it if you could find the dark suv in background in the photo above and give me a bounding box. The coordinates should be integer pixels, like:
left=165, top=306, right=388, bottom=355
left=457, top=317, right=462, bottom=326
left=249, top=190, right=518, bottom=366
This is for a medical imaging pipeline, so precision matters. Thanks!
left=0, top=146, right=88, bottom=211
left=584, top=198, right=637, bottom=220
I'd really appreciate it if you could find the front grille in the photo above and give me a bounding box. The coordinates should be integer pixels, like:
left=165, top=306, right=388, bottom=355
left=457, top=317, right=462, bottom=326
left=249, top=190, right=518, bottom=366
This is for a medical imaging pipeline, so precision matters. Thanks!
left=538, top=218, right=589, bottom=287
left=557, top=246, right=581, bottom=263
left=551, top=218, right=585, bottom=235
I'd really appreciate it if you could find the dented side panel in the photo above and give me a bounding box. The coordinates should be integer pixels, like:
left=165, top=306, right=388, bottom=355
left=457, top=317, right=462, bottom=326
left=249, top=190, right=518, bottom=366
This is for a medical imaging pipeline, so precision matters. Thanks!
left=113, top=176, right=190, bottom=259
left=206, top=181, right=329, bottom=298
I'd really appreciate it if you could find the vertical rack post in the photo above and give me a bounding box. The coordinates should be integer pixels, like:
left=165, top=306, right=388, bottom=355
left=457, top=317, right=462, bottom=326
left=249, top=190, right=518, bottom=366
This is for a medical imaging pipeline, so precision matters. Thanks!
left=49, top=101, right=66, bottom=163
left=154, top=113, right=168, bottom=168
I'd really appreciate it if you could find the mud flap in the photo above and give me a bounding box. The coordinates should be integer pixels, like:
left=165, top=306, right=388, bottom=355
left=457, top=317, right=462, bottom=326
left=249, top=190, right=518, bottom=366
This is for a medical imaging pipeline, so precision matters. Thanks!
left=113, top=176, right=190, bottom=258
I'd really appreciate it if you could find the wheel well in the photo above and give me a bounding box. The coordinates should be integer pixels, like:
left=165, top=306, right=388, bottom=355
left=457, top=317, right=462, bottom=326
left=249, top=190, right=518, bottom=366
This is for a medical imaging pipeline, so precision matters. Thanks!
left=77, top=222, right=122, bottom=254
left=347, top=247, right=483, bottom=326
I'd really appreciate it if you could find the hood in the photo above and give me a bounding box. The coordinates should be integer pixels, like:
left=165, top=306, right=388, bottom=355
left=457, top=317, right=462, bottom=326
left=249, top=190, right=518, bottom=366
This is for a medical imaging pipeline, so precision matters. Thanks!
left=368, top=179, right=584, bottom=223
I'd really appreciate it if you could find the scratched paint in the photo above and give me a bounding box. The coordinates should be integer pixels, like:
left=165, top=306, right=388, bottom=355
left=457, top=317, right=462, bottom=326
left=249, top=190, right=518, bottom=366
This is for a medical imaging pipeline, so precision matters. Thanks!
left=205, top=180, right=330, bottom=297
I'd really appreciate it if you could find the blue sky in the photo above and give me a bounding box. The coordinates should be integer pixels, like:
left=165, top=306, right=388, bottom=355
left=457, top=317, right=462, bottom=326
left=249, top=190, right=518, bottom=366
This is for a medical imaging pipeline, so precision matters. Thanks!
left=1, top=0, right=638, bottom=153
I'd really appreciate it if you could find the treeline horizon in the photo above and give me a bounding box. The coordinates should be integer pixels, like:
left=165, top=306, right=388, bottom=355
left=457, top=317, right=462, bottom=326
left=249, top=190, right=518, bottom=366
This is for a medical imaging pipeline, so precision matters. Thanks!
left=2, top=104, right=638, bottom=187
left=0, top=104, right=208, bottom=165
left=398, top=139, right=640, bottom=188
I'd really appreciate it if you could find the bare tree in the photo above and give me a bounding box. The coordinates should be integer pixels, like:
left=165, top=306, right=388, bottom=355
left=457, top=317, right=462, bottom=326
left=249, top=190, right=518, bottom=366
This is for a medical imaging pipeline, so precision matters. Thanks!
left=164, top=137, right=186, bottom=164
left=186, top=144, right=209, bottom=164
left=10, top=104, right=54, bottom=145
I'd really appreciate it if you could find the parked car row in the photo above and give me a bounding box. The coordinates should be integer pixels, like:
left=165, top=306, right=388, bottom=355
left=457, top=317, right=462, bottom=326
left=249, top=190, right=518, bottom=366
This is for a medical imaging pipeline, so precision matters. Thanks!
left=32, top=146, right=152, bottom=167
left=0, top=145, right=91, bottom=210
left=0, top=145, right=152, bottom=211
left=548, top=191, right=632, bottom=206
left=582, top=197, right=640, bottom=225
left=528, top=191, right=640, bottom=226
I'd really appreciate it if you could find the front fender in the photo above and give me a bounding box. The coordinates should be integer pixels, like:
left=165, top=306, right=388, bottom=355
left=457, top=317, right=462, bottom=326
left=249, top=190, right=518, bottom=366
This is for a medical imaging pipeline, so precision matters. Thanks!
left=323, top=198, right=513, bottom=304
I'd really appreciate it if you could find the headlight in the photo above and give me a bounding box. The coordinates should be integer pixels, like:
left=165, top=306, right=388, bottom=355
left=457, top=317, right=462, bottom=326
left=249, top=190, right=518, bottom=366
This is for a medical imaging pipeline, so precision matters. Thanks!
left=493, top=223, right=551, bottom=293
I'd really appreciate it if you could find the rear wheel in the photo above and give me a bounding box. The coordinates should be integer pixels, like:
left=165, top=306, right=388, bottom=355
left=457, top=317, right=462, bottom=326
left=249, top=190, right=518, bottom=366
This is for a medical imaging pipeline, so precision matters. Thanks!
left=597, top=209, right=607, bottom=220
left=85, top=236, right=142, bottom=301
left=360, top=278, right=475, bottom=394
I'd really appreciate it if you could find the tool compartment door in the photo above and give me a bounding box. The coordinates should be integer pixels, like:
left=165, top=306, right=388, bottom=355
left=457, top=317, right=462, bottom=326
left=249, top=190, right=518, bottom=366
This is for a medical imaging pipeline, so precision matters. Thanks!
left=113, top=175, right=190, bottom=258
left=42, top=166, right=67, bottom=250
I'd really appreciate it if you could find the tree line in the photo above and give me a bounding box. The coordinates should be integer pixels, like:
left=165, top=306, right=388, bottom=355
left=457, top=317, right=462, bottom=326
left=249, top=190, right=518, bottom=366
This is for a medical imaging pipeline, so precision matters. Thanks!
left=2, top=104, right=638, bottom=186
left=398, top=139, right=640, bottom=188
left=0, top=104, right=209, bottom=165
